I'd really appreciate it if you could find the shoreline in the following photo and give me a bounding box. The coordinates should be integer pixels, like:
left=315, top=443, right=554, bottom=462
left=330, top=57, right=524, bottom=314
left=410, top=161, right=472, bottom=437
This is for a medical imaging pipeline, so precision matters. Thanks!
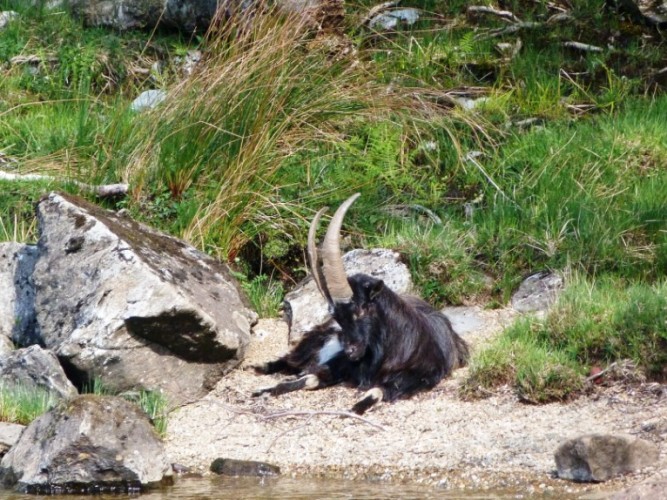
left=165, top=317, right=667, bottom=498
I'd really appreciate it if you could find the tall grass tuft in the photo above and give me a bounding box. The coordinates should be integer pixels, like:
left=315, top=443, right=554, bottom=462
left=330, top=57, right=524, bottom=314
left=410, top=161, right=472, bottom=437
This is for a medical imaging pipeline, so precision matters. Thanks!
left=119, top=4, right=457, bottom=259
left=0, top=383, right=59, bottom=425
left=84, top=378, right=169, bottom=437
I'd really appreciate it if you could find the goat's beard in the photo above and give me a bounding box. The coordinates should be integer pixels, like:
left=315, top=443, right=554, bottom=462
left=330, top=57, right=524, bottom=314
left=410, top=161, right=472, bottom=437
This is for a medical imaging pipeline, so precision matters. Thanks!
left=344, top=341, right=365, bottom=361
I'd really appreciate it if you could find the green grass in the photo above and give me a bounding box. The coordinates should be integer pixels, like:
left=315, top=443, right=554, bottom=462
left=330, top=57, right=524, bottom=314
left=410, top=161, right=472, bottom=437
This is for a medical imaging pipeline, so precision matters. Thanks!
left=467, top=97, right=667, bottom=299
left=0, top=180, right=56, bottom=242
left=371, top=219, right=491, bottom=306
left=464, top=277, right=667, bottom=402
left=0, top=383, right=59, bottom=425
left=0, top=378, right=169, bottom=435
left=83, top=379, right=169, bottom=437
left=237, top=274, right=285, bottom=319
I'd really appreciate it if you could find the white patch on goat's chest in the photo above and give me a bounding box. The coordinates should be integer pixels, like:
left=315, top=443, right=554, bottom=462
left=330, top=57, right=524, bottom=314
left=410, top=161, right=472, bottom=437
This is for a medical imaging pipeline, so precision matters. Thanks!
left=317, top=335, right=343, bottom=365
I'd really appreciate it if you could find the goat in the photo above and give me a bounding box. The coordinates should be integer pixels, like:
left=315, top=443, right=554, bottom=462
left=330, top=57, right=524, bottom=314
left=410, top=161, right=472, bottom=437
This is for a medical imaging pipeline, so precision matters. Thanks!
left=253, top=193, right=470, bottom=414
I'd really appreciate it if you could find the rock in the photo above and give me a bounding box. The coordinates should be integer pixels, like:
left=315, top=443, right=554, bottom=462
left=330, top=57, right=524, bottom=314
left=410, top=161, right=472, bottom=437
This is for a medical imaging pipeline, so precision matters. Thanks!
left=67, top=0, right=181, bottom=31
left=511, top=271, right=563, bottom=313
left=174, top=50, right=202, bottom=77
left=280, top=0, right=345, bottom=31
left=210, top=458, right=280, bottom=476
left=441, top=306, right=486, bottom=336
left=368, top=8, right=420, bottom=30
left=68, top=0, right=344, bottom=34
left=0, top=422, right=25, bottom=459
left=33, top=192, right=257, bottom=406
left=0, top=336, right=13, bottom=356
left=130, top=89, right=167, bottom=112
left=0, top=345, right=78, bottom=400
left=0, top=395, right=172, bottom=494
left=0, top=242, right=39, bottom=347
left=284, top=248, right=413, bottom=343
left=554, top=434, right=659, bottom=482
left=0, top=11, right=18, bottom=29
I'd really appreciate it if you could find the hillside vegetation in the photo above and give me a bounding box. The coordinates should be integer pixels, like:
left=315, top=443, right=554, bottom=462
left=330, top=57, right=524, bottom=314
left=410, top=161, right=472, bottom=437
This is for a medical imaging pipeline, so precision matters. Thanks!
left=1, top=0, right=665, bottom=404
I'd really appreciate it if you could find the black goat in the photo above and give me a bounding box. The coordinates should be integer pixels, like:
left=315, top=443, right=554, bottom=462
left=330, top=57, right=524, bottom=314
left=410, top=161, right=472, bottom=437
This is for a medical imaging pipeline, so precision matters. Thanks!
left=253, top=194, right=469, bottom=414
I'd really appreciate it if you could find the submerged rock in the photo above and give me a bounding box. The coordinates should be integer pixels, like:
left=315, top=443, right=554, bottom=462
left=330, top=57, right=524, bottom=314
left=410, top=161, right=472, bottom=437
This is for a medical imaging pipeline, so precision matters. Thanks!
left=0, top=395, right=172, bottom=494
left=555, top=434, right=659, bottom=482
left=210, top=458, right=280, bottom=477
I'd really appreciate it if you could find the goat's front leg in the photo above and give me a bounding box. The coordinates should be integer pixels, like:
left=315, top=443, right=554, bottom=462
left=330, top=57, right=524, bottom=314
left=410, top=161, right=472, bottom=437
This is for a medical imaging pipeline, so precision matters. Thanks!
left=350, top=387, right=383, bottom=415
left=252, top=374, right=322, bottom=397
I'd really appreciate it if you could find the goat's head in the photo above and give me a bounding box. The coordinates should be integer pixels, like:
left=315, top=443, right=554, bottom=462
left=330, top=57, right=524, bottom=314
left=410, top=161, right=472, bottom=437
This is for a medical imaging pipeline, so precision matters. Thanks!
left=307, top=194, right=386, bottom=360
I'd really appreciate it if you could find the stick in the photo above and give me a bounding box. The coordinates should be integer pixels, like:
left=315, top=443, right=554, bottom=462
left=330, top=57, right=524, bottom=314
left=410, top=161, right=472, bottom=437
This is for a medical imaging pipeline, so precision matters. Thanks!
left=474, top=21, right=541, bottom=40
left=262, top=409, right=388, bottom=431
left=0, top=171, right=128, bottom=198
left=563, top=41, right=604, bottom=53
left=467, top=6, right=521, bottom=23
left=266, top=421, right=313, bottom=452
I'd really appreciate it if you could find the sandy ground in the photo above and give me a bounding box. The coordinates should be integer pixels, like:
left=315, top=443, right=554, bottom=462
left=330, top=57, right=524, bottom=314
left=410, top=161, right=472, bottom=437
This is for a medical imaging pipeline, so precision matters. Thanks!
left=164, top=311, right=667, bottom=497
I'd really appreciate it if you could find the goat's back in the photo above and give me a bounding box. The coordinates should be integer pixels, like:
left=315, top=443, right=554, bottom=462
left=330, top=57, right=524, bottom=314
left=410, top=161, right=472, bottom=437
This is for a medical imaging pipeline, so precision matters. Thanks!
left=402, top=295, right=470, bottom=370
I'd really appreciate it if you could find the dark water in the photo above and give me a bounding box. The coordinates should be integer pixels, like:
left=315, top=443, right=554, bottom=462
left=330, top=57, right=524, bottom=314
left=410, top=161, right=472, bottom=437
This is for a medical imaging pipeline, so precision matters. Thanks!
left=0, top=476, right=533, bottom=499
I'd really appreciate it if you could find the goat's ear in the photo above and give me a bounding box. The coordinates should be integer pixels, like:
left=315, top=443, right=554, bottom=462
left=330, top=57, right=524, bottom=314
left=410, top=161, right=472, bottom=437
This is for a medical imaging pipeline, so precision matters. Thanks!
left=368, top=280, right=384, bottom=301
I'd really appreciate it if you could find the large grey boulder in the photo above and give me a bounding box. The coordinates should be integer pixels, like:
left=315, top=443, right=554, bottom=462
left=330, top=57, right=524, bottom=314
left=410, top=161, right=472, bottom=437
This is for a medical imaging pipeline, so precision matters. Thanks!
left=0, top=395, right=172, bottom=494
left=68, top=0, right=218, bottom=32
left=0, top=242, right=39, bottom=346
left=555, top=434, right=660, bottom=482
left=0, top=345, right=78, bottom=400
left=33, top=192, right=256, bottom=406
left=68, top=0, right=345, bottom=33
left=284, top=248, right=413, bottom=343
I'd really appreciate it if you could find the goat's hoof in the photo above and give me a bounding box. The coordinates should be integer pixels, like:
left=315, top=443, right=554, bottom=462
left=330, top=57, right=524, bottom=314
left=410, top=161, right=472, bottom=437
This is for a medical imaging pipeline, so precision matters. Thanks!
left=252, top=363, right=269, bottom=374
left=350, top=405, right=365, bottom=415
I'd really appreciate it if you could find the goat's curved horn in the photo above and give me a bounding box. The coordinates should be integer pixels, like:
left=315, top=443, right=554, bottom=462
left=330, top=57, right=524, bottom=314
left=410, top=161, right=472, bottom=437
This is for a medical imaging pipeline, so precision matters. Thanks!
left=321, top=193, right=360, bottom=303
left=307, top=206, right=332, bottom=306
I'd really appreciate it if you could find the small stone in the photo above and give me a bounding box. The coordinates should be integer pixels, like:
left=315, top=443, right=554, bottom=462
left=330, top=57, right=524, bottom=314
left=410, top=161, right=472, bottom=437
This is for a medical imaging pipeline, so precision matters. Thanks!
left=210, top=458, right=280, bottom=477
left=511, top=271, right=563, bottom=313
left=555, top=434, right=659, bottom=482
left=130, top=90, right=167, bottom=112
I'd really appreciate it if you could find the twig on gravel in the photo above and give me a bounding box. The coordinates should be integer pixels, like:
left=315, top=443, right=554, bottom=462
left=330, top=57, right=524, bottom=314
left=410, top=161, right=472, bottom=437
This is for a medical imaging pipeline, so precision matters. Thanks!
left=265, top=421, right=313, bottom=453
left=199, top=398, right=260, bottom=416
left=262, top=410, right=388, bottom=431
